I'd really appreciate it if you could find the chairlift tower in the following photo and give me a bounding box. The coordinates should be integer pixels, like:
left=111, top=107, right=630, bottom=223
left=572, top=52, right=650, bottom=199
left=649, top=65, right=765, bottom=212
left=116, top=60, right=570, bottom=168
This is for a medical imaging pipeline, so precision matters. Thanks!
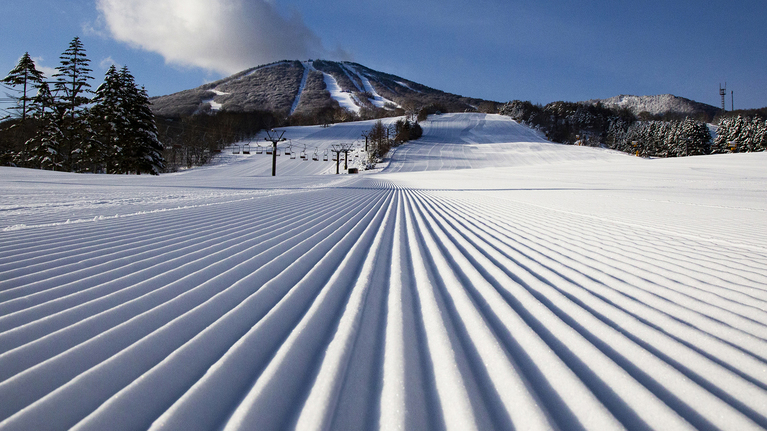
left=265, top=129, right=286, bottom=176
left=331, top=143, right=353, bottom=174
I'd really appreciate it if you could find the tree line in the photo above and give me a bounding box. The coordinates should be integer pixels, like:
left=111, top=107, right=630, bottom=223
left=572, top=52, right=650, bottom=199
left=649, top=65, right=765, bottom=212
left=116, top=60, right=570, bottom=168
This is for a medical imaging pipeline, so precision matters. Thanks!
left=1, top=37, right=164, bottom=174
left=499, top=100, right=766, bottom=157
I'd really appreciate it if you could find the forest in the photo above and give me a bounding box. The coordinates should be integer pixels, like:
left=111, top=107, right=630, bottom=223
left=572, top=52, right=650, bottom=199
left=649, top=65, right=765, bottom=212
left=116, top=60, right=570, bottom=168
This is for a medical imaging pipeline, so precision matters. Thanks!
left=1, top=37, right=164, bottom=174
left=499, top=100, right=767, bottom=157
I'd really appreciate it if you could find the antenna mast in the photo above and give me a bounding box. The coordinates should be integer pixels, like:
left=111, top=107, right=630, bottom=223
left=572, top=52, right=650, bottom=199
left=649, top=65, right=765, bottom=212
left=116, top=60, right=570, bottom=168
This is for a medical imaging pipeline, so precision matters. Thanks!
left=719, top=83, right=726, bottom=112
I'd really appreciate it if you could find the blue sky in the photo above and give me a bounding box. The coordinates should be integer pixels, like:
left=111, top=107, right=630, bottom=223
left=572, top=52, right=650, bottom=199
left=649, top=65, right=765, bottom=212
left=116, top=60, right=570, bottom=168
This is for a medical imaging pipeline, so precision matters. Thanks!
left=2, top=0, right=766, bottom=110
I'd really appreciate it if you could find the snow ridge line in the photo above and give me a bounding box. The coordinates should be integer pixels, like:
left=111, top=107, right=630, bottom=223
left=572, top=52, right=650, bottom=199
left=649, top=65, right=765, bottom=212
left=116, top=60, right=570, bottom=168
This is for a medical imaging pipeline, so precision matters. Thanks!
left=0, top=194, right=279, bottom=233
left=0, top=189, right=392, bottom=430
left=0, top=192, right=349, bottom=349
left=0, top=177, right=766, bottom=430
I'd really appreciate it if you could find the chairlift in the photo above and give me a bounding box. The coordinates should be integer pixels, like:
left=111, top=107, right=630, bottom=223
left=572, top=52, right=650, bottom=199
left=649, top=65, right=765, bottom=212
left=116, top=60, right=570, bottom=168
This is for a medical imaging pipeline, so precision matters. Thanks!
left=300, top=150, right=307, bottom=160
left=256, top=144, right=264, bottom=155
left=290, top=150, right=297, bottom=159
left=323, top=149, right=329, bottom=161
left=242, top=144, right=250, bottom=154
left=266, top=146, right=273, bottom=155
left=232, top=145, right=240, bottom=155
left=312, top=149, right=319, bottom=161
left=284, top=144, right=292, bottom=156
left=332, top=152, right=338, bottom=161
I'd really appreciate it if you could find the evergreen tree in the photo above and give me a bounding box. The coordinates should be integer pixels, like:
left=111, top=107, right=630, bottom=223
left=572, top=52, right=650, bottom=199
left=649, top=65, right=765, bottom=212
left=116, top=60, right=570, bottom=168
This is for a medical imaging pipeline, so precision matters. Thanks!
left=21, top=110, right=64, bottom=170
left=90, top=65, right=126, bottom=173
left=744, top=118, right=760, bottom=152
left=2, top=52, right=46, bottom=122
left=17, top=81, right=64, bottom=169
left=119, top=67, right=164, bottom=175
left=714, top=116, right=744, bottom=153
left=53, top=36, right=93, bottom=171
left=682, top=118, right=712, bottom=155
left=754, top=119, right=767, bottom=151
left=30, top=81, right=55, bottom=118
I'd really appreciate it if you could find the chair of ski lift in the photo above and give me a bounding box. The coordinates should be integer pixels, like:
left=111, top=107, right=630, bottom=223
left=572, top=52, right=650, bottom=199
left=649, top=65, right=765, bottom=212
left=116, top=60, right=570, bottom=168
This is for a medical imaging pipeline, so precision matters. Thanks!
left=256, top=144, right=263, bottom=155
left=332, top=152, right=338, bottom=161
left=232, top=145, right=240, bottom=154
left=290, top=150, right=297, bottom=159
left=242, top=144, right=250, bottom=154
left=284, top=143, right=292, bottom=156
left=312, top=149, right=319, bottom=161
left=300, top=150, right=307, bottom=160
left=266, top=146, right=273, bottom=155
left=323, top=150, right=329, bottom=161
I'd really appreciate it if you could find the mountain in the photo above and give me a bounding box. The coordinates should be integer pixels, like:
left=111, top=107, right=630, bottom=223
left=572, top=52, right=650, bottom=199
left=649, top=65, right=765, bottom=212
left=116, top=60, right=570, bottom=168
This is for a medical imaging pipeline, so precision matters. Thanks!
left=583, top=94, right=721, bottom=120
left=150, top=60, right=496, bottom=119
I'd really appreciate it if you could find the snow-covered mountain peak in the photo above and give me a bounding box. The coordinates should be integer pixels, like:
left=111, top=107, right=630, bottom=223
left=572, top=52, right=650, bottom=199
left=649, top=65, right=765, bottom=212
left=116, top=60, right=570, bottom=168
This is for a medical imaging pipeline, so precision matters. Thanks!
left=150, top=60, right=490, bottom=119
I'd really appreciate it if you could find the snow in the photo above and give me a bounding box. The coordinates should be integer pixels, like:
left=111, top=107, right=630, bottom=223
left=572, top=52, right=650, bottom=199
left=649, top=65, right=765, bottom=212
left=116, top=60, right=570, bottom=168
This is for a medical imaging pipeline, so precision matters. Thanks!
left=1, top=113, right=767, bottom=430
left=320, top=72, right=361, bottom=114
left=289, top=61, right=311, bottom=116
left=292, top=61, right=365, bottom=115
left=396, top=81, right=421, bottom=93
left=202, top=89, right=229, bottom=111
left=586, top=94, right=708, bottom=117
left=343, top=64, right=399, bottom=109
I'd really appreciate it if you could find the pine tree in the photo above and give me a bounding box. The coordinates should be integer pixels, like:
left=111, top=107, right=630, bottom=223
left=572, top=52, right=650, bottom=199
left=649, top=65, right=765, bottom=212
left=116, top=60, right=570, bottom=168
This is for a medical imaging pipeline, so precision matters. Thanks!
left=685, top=118, right=712, bottom=155
left=713, top=117, right=730, bottom=153
left=2, top=52, right=46, bottom=123
left=90, top=65, right=126, bottom=173
left=16, top=81, right=64, bottom=170
left=22, top=112, right=64, bottom=170
left=755, top=119, right=767, bottom=152
left=118, top=67, right=164, bottom=175
left=53, top=37, right=94, bottom=171
left=744, top=118, right=760, bottom=152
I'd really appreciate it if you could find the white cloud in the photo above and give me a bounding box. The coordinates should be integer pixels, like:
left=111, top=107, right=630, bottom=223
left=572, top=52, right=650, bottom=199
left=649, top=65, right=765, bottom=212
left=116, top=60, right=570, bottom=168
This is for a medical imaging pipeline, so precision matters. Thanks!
left=99, top=57, right=120, bottom=71
left=95, top=0, right=348, bottom=75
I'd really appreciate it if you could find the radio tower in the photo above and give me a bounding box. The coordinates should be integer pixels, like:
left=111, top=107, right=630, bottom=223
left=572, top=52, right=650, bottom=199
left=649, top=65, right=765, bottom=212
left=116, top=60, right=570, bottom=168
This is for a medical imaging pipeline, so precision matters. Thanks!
left=719, top=83, right=727, bottom=112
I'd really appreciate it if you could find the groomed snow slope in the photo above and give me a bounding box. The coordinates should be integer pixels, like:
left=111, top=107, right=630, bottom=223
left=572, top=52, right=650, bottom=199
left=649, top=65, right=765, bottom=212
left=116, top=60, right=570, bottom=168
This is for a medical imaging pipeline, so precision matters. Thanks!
left=1, top=113, right=767, bottom=430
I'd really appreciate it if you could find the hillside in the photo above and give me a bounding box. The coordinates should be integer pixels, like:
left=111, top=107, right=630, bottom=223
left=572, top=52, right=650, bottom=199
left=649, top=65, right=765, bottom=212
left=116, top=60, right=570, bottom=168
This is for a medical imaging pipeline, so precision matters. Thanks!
left=150, top=60, right=495, bottom=118
left=584, top=94, right=721, bottom=120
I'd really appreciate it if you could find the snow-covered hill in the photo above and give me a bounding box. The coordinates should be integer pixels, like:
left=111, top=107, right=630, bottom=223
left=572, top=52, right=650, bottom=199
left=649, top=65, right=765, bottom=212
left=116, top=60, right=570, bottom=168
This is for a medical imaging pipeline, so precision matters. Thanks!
left=150, top=60, right=491, bottom=118
left=2, top=113, right=767, bottom=430
left=584, top=94, right=720, bottom=119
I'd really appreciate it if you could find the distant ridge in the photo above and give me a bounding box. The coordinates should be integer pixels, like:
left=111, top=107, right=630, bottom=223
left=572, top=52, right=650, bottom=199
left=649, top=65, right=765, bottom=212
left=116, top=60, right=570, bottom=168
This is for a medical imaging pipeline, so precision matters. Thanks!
left=584, top=94, right=720, bottom=120
left=150, top=60, right=495, bottom=119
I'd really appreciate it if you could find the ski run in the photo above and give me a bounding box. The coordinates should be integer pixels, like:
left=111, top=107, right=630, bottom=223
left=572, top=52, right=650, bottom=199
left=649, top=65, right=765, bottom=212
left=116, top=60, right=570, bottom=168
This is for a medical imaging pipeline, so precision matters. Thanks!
left=1, top=113, right=766, bottom=430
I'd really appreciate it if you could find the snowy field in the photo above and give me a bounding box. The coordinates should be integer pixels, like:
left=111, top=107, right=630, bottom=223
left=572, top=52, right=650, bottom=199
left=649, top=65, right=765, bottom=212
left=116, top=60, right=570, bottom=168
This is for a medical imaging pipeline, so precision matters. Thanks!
left=1, top=113, right=766, bottom=430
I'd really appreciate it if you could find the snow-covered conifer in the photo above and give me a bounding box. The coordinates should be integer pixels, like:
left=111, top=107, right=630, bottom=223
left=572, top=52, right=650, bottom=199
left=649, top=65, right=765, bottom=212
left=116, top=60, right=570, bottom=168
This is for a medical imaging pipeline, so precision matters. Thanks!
left=90, top=65, right=128, bottom=173
left=119, top=67, right=164, bottom=175
left=754, top=119, right=767, bottom=151
left=679, top=118, right=712, bottom=156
